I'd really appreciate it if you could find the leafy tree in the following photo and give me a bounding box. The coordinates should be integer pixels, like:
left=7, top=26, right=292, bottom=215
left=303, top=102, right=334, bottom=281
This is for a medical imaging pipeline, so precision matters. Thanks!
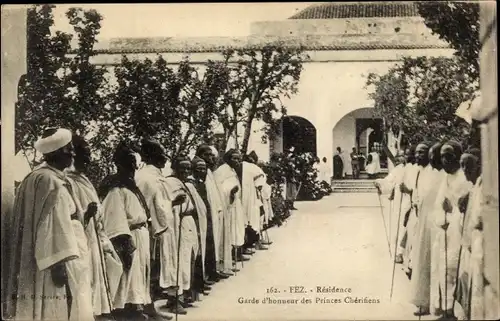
left=366, top=56, right=476, bottom=147
left=175, top=59, right=229, bottom=157
left=216, top=45, right=308, bottom=154
left=112, top=56, right=228, bottom=160
left=15, top=5, right=108, bottom=185
left=416, top=1, right=480, bottom=80
left=16, top=5, right=72, bottom=164
left=112, top=55, right=181, bottom=157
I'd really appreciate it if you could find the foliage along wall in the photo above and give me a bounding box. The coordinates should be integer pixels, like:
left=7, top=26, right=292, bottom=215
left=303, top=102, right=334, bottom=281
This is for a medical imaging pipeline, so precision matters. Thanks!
left=15, top=4, right=307, bottom=186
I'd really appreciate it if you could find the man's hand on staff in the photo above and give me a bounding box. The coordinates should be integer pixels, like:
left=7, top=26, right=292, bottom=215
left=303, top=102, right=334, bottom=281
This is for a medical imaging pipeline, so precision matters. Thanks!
left=388, top=188, right=395, bottom=201
left=440, top=221, right=450, bottom=230
left=399, top=182, right=412, bottom=194
left=439, top=197, right=453, bottom=230
left=180, top=209, right=195, bottom=218
left=373, top=182, right=382, bottom=195
left=84, top=202, right=98, bottom=225
left=442, top=197, right=453, bottom=213
left=458, top=194, right=469, bottom=214
left=230, top=186, right=239, bottom=203
left=172, top=194, right=186, bottom=206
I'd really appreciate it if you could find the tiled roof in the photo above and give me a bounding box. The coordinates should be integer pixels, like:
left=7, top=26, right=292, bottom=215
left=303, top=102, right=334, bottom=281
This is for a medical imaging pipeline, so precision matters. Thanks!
left=84, top=35, right=450, bottom=55
left=289, top=2, right=419, bottom=19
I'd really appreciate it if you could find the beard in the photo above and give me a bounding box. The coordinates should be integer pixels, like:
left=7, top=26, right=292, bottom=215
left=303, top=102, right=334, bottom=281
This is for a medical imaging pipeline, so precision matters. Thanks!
left=194, top=172, right=207, bottom=182
left=417, top=157, right=429, bottom=167
left=443, top=164, right=460, bottom=174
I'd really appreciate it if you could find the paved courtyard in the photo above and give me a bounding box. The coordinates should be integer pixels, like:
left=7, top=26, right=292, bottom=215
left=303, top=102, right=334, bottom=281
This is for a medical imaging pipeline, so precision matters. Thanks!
left=156, top=192, right=442, bottom=321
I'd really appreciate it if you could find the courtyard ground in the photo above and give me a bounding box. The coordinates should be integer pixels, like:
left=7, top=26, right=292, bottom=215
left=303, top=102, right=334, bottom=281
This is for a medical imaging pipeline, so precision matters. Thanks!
left=156, top=192, right=440, bottom=321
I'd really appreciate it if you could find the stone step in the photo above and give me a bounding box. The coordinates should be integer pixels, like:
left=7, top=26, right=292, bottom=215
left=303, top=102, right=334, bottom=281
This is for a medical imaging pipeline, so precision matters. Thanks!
left=332, top=182, right=374, bottom=187
left=332, top=185, right=376, bottom=188
left=332, top=184, right=375, bottom=188
left=331, top=179, right=377, bottom=193
left=332, top=179, right=377, bottom=183
left=332, top=189, right=376, bottom=193
left=331, top=178, right=378, bottom=194
left=332, top=182, right=376, bottom=186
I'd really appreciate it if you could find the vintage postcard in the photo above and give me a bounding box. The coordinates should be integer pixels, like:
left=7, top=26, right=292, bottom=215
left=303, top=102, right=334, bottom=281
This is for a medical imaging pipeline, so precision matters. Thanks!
left=1, top=2, right=498, bottom=321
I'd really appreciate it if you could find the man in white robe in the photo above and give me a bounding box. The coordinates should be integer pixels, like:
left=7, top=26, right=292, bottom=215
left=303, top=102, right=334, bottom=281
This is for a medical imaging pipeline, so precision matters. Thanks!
left=399, top=145, right=420, bottom=273
left=214, top=149, right=247, bottom=267
left=374, top=155, right=406, bottom=262
left=190, top=156, right=225, bottom=285
left=432, top=141, right=473, bottom=320
left=242, top=152, right=266, bottom=251
left=196, top=145, right=233, bottom=278
left=67, top=135, right=123, bottom=319
left=460, top=159, right=498, bottom=320
left=403, top=142, right=433, bottom=286
left=454, top=151, right=481, bottom=319
left=409, top=142, right=446, bottom=316
left=366, top=147, right=381, bottom=179
left=3, top=128, right=94, bottom=321
left=163, top=156, right=205, bottom=309
left=339, top=148, right=349, bottom=178
left=134, top=139, right=187, bottom=317
left=258, top=168, right=275, bottom=245
left=100, top=142, right=152, bottom=319
left=261, top=178, right=274, bottom=227
left=319, top=157, right=332, bottom=185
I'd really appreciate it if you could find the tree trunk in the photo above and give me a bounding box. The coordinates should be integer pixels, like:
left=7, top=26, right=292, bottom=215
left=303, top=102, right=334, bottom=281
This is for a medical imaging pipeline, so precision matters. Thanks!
left=220, top=133, right=229, bottom=155
left=241, top=115, right=254, bottom=155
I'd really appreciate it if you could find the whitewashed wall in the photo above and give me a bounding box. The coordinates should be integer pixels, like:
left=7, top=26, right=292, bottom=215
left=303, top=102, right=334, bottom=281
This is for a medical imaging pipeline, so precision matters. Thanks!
left=91, top=47, right=455, bottom=163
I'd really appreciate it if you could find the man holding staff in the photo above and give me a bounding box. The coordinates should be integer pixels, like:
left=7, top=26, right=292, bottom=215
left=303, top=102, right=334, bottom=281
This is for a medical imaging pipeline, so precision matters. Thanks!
left=4, top=128, right=94, bottom=321
left=67, top=135, right=123, bottom=320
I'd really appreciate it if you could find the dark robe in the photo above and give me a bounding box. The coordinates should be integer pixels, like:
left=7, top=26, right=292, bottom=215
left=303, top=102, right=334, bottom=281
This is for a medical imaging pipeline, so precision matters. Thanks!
left=192, top=179, right=217, bottom=280
left=333, top=155, right=344, bottom=179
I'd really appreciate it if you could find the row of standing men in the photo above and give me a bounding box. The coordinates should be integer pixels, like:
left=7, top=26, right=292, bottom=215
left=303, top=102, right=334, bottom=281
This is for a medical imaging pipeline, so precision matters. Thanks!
left=375, top=140, right=498, bottom=320
left=3, top=127, right=277, bottom=321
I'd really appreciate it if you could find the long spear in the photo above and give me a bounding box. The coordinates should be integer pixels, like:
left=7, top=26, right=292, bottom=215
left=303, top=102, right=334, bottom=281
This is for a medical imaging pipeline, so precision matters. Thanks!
left=444, top=207, right=450, bottom=318
left=452, top=195, right=470, bottom=315
left=389, top=195, right=393, bottom=250
left=92, top=213, right=115, bottom=320
left=377, top=191, right=392, bottom=259
left=174, top=200, right=186, bottom=321
left=390, top=192, right=404, bottom=301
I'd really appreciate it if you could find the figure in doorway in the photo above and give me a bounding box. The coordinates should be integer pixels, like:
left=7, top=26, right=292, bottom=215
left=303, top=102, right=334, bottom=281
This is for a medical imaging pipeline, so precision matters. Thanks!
left=333, top=147, right=344, bottom=179
left=350, top=147, right=360, bottom=179
left=319, top=157, right=332, bottom=186
left=366, top=146, right=381, bottom=179
left=285, top=147, right=298, bottom=210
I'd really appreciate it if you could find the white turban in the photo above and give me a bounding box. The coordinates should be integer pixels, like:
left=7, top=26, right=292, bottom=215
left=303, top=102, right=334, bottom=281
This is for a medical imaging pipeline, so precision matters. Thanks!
left=34, top=128, right=72, bottom=154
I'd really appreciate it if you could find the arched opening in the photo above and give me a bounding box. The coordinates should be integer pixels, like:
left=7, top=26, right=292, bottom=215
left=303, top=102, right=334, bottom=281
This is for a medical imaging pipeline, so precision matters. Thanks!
left=356, top=119, right=387, bottom=170
left=282, top=116, right=317, bottom=156
left=331, top=107, right=388, bottom=178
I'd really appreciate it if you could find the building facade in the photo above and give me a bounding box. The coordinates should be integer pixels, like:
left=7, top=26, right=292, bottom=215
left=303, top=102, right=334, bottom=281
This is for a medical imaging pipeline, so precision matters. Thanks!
left=88, top=2, right=454, bottom=171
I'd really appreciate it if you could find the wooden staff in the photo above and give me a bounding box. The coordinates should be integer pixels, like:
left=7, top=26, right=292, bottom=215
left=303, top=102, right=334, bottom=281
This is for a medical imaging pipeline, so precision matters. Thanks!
left=92, top=214, right=115, bottom=320
left=389, top=194, right=393, bottom=249
left=258, top=187, right=272, bottom=245
left=174, top=201, right=186, bottom=321
left=377, top=192, right=392, bottom=259
left=444, top=209, right=449, bottom=316
left=231, top=187, right=240, bottom=274
left=452, top=196, right=469, bottom=314
left=390, top=192, right=404, bottom=301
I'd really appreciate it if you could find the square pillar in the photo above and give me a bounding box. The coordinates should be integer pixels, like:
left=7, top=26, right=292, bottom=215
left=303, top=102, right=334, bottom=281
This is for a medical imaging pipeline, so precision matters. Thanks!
left=479, top=2, right=499, bottom=319
left=1, top=5, right=27, bottom=298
